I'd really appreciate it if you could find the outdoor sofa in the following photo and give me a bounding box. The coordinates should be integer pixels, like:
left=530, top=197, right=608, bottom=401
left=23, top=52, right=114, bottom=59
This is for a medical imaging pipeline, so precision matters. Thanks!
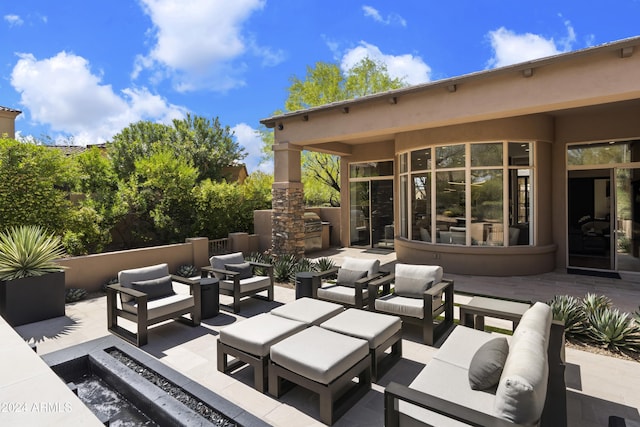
left=107, top=263, right=201, bottom=347
left=384, top=301, right=567, bottom=427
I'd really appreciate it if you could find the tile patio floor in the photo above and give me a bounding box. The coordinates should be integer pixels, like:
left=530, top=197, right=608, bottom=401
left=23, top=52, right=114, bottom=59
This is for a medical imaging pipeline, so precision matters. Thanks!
left=14, top=248, right=640, bottom=426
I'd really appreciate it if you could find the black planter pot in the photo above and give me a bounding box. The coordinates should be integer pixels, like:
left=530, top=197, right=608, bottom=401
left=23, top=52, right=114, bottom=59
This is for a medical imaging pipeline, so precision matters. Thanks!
left=0, top=270, right=66, bottom=327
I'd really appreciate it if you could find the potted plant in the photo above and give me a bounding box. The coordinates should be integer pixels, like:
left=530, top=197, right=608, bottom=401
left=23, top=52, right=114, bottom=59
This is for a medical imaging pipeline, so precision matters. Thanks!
left=0, top=225, right=67, bottom=326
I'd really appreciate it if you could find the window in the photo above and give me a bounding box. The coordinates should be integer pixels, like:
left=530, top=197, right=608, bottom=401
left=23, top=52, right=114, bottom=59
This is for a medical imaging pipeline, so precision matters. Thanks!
left=399, top=142, right=533, bottom=246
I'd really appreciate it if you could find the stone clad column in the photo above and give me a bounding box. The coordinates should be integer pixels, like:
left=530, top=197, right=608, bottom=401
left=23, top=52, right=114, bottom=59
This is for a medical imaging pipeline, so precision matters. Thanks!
left=272, top=142, right=304, bottom=258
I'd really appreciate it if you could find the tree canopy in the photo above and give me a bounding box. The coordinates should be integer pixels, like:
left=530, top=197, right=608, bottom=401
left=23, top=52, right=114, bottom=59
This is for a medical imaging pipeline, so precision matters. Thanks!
left=263, top=57, right=408, bottom=206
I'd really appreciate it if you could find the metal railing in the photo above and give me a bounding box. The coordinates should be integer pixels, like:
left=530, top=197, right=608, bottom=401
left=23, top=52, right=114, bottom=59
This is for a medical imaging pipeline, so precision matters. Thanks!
left=208, top=238, right=230, bottom=256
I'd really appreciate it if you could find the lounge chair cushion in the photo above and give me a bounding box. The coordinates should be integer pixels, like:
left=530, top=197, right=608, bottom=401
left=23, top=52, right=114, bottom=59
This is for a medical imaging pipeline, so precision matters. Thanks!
left=270, top=326, right=369, bottom=384
left=118, top=263, right=170, bottom=303
left=395, top=264, right=442, bottom=286
left=209, top=252, right=245, bottom=279
left=374, top=293, right=425, bottom=319
left=270, top=297, right=343, bottom=325
left=220, top=275, right=271, bottom=293
left=336, top=268, right=367, bottom=287
left=433, top=326, right=496, bottom=369
left=468, top=337, right=509, bottom=390
left=220, top=313, right=306, bottom=357
left=511, top=301, right=552, bottom=349
left=340, top=257, right=380, bottom=277
left=394, top=278, right=433, bottom=299
left=122, top=294, right=194, bottom=321
left=317, top=285, right=369, bottom=306
left=130, top=275, right=175, bottom=301
left=225, top=262, right=253, bottom=280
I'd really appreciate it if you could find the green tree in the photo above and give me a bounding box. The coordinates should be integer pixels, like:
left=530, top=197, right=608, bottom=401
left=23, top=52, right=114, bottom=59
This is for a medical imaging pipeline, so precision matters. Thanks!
left=263, top=57, right=407, bottom=206
left=109, top=114, right=245, bottom=182
left=0, top=138, right=71, bottom=233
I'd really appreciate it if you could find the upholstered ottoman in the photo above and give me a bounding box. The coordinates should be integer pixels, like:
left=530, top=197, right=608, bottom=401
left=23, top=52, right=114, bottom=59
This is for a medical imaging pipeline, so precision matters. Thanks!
left=270, top=297, right=344, bottom=325
left=269, top=326, right=371, bottom=425
left=320, top=308, right=402, bottom=380
left=218, top=313, right=306, bottom=392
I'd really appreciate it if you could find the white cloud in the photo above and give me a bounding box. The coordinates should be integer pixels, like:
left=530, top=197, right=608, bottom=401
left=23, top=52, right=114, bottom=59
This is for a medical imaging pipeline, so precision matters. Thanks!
left=487, top=21, right=577, bottom=68
left=135, top=0, right=278, bottom=92
left=362, top=5, right=406, bottom=27
left=4, top=14, right=24, bottom=27
left=11, top=51, right=186, bottom=145
left=232, top=123, right=271, bottom=173
left=341, top=41, right=431, bottom=85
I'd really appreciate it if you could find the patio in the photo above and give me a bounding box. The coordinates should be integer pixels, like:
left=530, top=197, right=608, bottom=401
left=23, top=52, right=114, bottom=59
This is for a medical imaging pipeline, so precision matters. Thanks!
left=10, top=248, right=640, bottom=426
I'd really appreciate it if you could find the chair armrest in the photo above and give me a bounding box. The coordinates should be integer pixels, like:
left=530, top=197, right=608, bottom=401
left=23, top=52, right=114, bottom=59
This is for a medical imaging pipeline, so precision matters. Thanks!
left=425, top=279, right=453, bottom=297
left=369, top=272, right=395, bottom=287
left=384, top=382, right=523, bottom=427
left=249, top=261, right=272, bottom=269
left=201, top=266, right=237, bottom=277
left=170, top=274, right=199, bottom=286
left=106, top=283, right=147, bottom=299
left=314, top=267, right=339, bottom=280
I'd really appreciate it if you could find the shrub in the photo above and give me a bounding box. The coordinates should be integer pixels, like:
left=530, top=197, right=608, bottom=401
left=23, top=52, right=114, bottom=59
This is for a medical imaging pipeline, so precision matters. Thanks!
left=587, top=307, right=640, bottom=353
left=581, top=293, right=612, bottom=316
left=176, top=264, right=198, bottom=278
left=272, top=254, right=298, bottom=283
left=314, top=257, right=336, bottom=273
left=0, top=225, right=66, bottom=281
left=65, top=288, right=87, bottom=303
left=548, top=295, right=587, bottom=337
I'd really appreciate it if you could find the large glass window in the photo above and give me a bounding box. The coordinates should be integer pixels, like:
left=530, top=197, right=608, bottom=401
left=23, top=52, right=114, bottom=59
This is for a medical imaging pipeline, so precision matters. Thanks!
left=399, top=141, right=534, bottom=247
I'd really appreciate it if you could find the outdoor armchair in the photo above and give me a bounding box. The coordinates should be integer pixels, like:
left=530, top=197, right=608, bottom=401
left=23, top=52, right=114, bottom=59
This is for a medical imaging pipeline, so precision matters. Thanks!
left=313, top=256, right=384, bottom=309
left=368, top=263, right=454, bottom=345
left=201, top=252, right=274, bottom=313
left=107, top=263, right=201, bottom=347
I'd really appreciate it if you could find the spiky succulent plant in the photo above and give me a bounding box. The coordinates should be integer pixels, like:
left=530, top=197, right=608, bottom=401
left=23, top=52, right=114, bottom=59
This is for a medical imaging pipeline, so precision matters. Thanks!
left=587, top=307, right=640, bottom=353
left=314, top=257, right=336, bottom=273
left=581, top=293, right=612, bottom=316
left=176, top=264, right=198, bottom=278
left=548, top=295, right=588, bottom=337
left=0, top=225, right=66, bottom=281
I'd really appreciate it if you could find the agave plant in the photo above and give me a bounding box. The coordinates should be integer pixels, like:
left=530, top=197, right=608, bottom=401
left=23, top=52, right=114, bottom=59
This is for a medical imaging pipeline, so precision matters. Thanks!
left=65, top=288, right=87, bottom=303
left=272, top=254, right=298, bottom=283
left=176, top=264, right=198, bottom=278
left=290, top=258, right=317, bottom=282
left=548, top=295, right=588, bottom=338
left=581, top=293, right=612, bottom=316
left=245, top=252, right=273, bottom=276
left=587, top=307, right=640, bottom=353
left=0, top=225, right=66, bottom=281
left=314, top=257, right=336, bottom=273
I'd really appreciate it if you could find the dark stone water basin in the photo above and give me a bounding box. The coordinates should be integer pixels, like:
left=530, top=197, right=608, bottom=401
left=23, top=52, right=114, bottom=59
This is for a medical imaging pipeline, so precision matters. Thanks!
left=43, top=336, right=269, bottom=427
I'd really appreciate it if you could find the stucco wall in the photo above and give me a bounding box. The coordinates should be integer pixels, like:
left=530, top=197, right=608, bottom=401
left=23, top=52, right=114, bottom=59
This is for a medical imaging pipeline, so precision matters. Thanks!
left=57, top=237, right=209, bottom=292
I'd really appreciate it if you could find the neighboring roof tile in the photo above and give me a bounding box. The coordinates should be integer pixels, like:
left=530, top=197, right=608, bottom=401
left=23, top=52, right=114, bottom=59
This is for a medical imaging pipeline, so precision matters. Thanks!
left=0, top=106, right=22, bottom=113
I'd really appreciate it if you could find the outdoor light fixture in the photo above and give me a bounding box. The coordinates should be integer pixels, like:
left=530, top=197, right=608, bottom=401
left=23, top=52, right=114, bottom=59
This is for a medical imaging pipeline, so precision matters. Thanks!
left=277, top=123, right=284, bottom=130
left=446, top=84, right=457, bottom=93
left=522, top=68, right=534, bottom=78
left=621, top=46, right=634, bottom=58
left=342, top=107, right=350, bottom=114
left=389, top=96, right=398, bottom=104
left=302, top=114, right=309, bottom=121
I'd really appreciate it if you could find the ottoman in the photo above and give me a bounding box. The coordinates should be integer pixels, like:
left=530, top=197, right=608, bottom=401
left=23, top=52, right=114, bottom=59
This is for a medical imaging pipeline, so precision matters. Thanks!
left=320, top=308, right=402, bottom=380
left=218, top=313, right=306, bottom=392
left=270, top=297, right=344, bottom=325
left=269, top=326, right=371, bottom=425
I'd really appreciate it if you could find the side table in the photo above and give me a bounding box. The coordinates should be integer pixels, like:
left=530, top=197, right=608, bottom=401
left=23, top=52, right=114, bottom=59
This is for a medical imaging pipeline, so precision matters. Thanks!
left=459, top=296, right=531, bottom=332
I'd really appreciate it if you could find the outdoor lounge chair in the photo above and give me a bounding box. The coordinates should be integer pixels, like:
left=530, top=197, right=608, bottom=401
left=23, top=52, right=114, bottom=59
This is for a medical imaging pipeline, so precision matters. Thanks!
left=202, top=252, right=274, bottom=313
left=107, top=263, right=201, bottom=347
left=368, top=263, right=454, bottom=345
left=313, top=256, right=384, bottom=309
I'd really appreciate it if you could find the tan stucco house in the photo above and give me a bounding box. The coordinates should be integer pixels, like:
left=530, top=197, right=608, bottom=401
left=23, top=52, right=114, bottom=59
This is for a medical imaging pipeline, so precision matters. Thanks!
left=262, top=36, right=640, bottom=277
left=0, top=106, right=21, bottom=139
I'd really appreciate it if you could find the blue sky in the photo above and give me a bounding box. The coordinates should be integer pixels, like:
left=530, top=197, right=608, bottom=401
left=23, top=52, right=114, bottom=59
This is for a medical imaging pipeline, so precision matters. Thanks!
left=1, top=1, right=639, bottom=173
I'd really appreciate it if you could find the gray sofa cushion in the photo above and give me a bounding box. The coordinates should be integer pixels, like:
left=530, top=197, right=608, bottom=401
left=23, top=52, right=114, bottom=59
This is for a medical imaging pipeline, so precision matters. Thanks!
left=399, top=358, right=497, bottom=427
left=336, top=268, right=367, bottom=287
left=122, top=294, right=194, bottom=320
left=317, top=285, right=369, bottom=306
left=225, top=262, right=253, bottom=280
left=130, top=275, right=175, bottom=301
left=468, top=337, right=509, bottom=390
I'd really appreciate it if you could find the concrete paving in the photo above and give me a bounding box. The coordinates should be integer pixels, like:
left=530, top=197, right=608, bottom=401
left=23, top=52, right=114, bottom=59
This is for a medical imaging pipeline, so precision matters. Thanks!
left=11, top=248, right=640, bottom=426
